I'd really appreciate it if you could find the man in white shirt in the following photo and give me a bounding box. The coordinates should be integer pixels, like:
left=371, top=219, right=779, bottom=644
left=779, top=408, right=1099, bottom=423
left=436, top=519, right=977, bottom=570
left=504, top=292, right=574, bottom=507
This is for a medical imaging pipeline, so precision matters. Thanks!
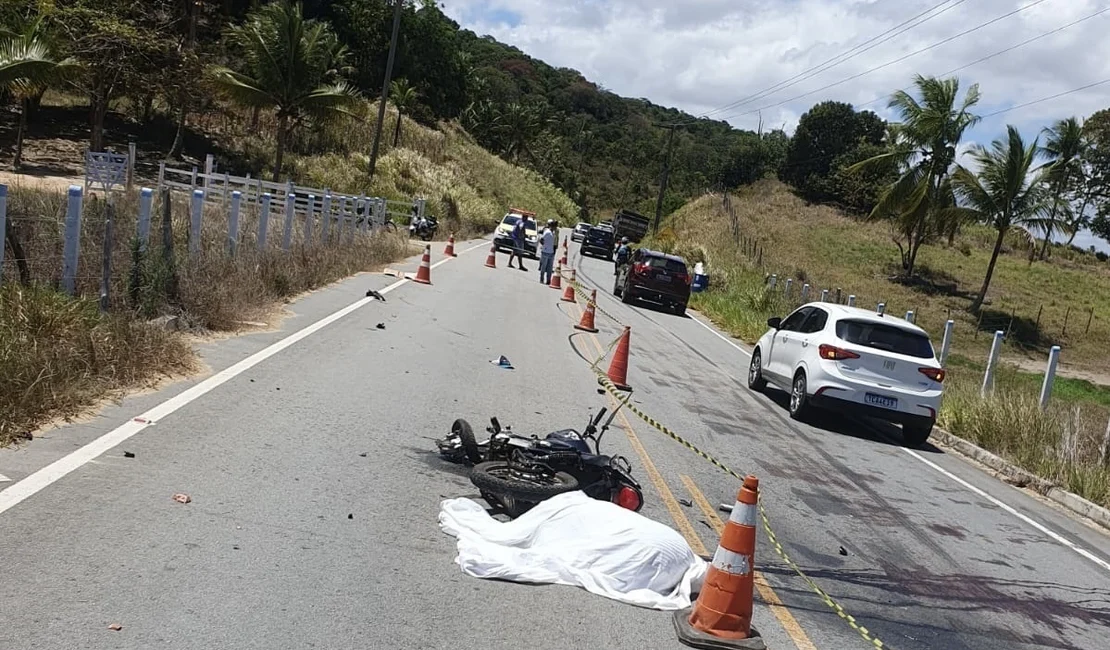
left=539, top=219, right=557, bottom=284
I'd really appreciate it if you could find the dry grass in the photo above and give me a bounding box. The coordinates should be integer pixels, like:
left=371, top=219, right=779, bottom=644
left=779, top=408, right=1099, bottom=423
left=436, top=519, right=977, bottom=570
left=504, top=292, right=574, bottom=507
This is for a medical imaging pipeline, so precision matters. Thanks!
left=1, top=184, right=411, bottom=445
left=0, top=283, right=195, bottom=445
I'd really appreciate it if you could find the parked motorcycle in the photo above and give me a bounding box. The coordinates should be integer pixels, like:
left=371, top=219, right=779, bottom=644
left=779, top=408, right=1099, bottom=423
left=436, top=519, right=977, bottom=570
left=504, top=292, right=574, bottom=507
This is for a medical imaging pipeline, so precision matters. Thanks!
left=436, top=402, right=644, bottom=518
left=409, top=215, right=438, bottom=241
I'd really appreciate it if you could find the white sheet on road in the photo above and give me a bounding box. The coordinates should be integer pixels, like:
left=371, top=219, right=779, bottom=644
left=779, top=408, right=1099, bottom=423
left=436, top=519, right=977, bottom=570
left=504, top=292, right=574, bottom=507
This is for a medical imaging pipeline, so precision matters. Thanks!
left=438, top=491, right=707, bottom=610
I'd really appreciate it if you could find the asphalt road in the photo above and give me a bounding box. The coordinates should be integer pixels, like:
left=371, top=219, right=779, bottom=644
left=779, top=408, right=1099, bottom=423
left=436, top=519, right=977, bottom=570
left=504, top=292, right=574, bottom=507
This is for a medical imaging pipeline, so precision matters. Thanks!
left=2, top=234, right=1110, bottom=650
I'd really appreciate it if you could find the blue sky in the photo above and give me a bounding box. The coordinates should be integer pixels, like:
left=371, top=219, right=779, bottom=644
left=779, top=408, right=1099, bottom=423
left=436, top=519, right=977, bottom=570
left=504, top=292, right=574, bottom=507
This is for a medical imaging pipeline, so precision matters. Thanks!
left=441, top=0, right=1110, bottom=251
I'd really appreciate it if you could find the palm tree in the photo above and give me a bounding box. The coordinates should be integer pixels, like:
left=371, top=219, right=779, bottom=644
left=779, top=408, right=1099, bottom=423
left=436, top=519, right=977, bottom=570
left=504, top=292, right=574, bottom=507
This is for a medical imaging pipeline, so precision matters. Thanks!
left=207, top=0, right=359, bottom=181
left=950, top=126, right=1049, bottom=312
left=0, top=16, right=73, bottom=170
left=389, top=78, right=418, bottom=147
left=1036, top=117, right=1086, bottom=261
left=851, top=76, right=980, bottom=277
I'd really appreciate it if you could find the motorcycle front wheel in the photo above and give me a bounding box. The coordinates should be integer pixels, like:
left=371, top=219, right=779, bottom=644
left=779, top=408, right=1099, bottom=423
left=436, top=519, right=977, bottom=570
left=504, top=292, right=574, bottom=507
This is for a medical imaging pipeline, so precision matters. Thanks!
left=469, top=461, right=579, bottom=503
left=451, top=418, right=483, bottom=464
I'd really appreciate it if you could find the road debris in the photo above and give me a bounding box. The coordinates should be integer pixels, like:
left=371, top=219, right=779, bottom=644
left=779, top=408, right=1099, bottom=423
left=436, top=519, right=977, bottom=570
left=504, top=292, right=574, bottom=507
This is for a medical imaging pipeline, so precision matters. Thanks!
left=490, top=355, right=514, bottom=370
left=718, top=503, right=733, bottom=513
left=123, top=451, right=135, bottom=458
left=679, top=498, right=693, bottom=507
left=366, top=289, right=386, bottom=301
left=107, top=624, right=123, bottom=631
left=348, top=513, right=354, bottom=520
left=839, top=545, right=848, bottom=556
left=172, top=493, right=191, bottom=504
left=376, top=323, right=386, bottom=330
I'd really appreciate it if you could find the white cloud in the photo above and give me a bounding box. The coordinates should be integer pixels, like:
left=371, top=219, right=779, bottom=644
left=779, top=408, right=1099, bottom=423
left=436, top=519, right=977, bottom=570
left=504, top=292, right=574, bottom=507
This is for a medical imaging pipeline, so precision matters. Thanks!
left=442, top=0, right=1110, bottom=144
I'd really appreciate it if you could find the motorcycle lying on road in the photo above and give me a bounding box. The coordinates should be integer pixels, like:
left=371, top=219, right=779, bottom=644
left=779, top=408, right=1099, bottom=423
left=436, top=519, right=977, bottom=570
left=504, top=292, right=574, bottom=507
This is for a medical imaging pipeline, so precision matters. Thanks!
left=436, top=402, right=644, bottom=518
left=409, top=215, right=438, bottom=241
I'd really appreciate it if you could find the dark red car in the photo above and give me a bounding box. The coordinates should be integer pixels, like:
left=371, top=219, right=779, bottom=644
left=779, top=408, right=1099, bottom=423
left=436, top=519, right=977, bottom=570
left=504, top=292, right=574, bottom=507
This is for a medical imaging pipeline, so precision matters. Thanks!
left=612, top=249, right=691, bottom=315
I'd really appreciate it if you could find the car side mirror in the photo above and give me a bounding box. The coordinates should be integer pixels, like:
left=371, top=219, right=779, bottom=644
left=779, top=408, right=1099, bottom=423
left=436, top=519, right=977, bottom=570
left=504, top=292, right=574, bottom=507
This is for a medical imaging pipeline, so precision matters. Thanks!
left=767, top=317, right=782, bottom=329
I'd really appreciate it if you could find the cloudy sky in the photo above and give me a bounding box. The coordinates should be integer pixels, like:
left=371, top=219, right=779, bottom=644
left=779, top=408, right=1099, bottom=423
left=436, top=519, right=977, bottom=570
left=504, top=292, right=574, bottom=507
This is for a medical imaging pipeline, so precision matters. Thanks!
left=441, top=0, right=1110, bottom=250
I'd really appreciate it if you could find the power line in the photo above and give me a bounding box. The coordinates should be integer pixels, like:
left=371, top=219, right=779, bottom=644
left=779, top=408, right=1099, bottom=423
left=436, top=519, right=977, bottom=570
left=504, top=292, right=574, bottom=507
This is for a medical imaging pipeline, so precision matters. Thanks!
left=674, top=0, right=1052, bottom=127
left=697, top=0, right=968, bottom=119
left=852, top=4, right=1110, bottom=112
left=980, top=78, right=1110, bottom=119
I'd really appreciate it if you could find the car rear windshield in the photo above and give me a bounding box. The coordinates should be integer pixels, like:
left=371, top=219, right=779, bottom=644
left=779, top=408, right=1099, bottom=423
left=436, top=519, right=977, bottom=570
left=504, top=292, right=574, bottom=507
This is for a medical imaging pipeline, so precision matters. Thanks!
left=643, top=256, right=687, bottom=273
left=835, top=320, right=934, bottom=359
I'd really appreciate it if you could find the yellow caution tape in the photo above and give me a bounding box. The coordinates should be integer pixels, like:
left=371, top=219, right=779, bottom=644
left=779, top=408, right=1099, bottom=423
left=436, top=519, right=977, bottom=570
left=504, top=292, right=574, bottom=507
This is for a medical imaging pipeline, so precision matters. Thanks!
left=576, top=303, right=889, bottom=649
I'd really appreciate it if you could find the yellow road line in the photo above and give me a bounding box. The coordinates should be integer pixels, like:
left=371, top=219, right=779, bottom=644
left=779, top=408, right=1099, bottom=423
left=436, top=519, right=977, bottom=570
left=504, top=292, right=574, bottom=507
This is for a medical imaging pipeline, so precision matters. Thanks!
left=679, top=474, right=819, bottom=650
left=573, top=325, right=709, bottom=557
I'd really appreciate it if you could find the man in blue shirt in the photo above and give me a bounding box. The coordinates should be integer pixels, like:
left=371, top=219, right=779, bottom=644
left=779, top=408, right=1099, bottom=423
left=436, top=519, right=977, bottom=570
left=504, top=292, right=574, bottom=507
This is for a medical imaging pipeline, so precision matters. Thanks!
left=539, top=219, right=557, bottom=284
left=508, top=217, right=529, bottom=271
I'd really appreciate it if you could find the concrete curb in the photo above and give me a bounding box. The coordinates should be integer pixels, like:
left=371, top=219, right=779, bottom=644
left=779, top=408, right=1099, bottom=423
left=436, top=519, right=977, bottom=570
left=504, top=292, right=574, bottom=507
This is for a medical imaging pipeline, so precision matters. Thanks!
left=931, top=427, right=1110, bottom=532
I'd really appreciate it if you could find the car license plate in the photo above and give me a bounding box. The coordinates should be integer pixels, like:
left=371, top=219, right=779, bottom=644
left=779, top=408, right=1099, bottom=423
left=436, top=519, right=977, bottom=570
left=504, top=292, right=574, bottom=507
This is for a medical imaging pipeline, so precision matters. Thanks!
left=865, top=393, right=898, bottom=409
left=657, top=273, right=670, bottom=282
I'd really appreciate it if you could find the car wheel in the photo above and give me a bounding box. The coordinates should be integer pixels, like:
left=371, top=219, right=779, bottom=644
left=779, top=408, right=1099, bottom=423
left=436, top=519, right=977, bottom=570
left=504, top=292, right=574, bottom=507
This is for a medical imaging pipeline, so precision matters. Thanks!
left=902, top=421, right=934, bottom=448
left=673, top=303, right=687, bottom=316
left=788, top=371, right=810, bottom=421
left=748, top=350, right=767, bottom=391
left=620, top=283, right=634, bottom=304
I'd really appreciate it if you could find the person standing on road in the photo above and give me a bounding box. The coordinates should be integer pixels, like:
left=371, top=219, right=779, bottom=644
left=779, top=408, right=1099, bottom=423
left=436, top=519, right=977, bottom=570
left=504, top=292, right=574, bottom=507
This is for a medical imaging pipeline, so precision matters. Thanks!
left=614, top=236, right=632, bottom=275
left=507, top=217, right=529, bottom=271
left=540, top=219, right=557, bottom=284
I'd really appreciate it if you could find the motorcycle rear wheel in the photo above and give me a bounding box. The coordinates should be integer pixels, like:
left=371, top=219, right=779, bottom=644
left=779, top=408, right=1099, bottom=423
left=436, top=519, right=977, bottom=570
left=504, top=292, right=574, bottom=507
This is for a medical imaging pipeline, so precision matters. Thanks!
left=469, top=461, right=579, bottom=504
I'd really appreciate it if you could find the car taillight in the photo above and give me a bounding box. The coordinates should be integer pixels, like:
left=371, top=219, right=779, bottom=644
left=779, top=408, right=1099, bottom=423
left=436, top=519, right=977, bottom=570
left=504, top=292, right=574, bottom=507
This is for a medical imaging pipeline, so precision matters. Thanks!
left=919, top=367, right=946, bottom=383
left=675, top=272, right=691, bottom=285
left=818, top=344, right=860, bottom=361
left=634, top=262, right=649, bottom=275
left=615, top=486, right=643, bottom=511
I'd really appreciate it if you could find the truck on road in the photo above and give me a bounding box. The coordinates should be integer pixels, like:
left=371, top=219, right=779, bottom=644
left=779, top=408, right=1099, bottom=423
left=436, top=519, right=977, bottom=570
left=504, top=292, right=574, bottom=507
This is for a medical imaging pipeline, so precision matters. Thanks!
left=611, top=209, right=651, bottom=244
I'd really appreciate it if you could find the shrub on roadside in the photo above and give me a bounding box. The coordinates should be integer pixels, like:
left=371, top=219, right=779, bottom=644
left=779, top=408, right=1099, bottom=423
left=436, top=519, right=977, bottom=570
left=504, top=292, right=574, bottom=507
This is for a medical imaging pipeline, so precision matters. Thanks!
left=0, top=283, right=195, bottom=446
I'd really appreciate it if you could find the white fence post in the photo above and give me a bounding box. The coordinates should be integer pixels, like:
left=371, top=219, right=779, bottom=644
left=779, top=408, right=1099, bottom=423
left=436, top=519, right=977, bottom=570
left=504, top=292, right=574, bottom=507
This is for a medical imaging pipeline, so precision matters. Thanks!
left=282, top=189, right=296, bottom=252
left=322, top=192, right=333, bottom=244
left=848, top=294, right=856, bottom=307
left=0, top=184, right=7, bottom=287
left=257, top=192, right=272, bottom=252
left=228, top=191, right=241, bottom=255
left=768, top=274, right=777, bottom=290
left=136, top=187, right=153, bottom=252
left=981, top=330, right=1004, bottom=397
left=204, top=154, right=214, bottom=191
left=784, top=278, right=793, bottom=296
left=1039, top=346, right=1061, bottom=410
left=189, top=189, right=204, bottom=256
left=304, top=194, right=315, bottom=245
left=61, top=186, right=84, bottom=295
left=820, top=289, right=828, bottom=302
left=800, top=283, right=810, bottom=302
left=877, top=302, right=885, bottom=315
left=939, top=319, right=955, bottom=365
left=905, top=310, right=915, bottom=323
left=127, top=141, right=136, bottom=190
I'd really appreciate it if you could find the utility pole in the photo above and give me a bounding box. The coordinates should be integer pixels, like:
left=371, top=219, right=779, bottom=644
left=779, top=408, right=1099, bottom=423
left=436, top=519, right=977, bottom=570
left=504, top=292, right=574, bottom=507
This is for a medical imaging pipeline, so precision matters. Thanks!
left=368, top=0, right=404, bottom=183
left=653, top=125, right=677, bottom=234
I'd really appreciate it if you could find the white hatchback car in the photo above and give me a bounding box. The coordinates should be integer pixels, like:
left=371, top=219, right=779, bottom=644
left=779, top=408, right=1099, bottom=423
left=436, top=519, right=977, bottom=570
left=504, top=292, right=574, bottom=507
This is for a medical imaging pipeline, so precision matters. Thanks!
left=748, top=302, right=945, bottom=446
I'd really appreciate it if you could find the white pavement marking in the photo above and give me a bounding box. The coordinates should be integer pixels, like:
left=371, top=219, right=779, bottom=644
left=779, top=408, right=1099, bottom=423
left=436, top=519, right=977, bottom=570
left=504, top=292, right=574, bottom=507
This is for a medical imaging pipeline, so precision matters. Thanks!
left=903, top=448, right=1110, bottom=574
left=0, top=242, right=485, bottom=517
left=689, top=313, right=752, bottom=358
left=0, top=473, right=11, bottom=483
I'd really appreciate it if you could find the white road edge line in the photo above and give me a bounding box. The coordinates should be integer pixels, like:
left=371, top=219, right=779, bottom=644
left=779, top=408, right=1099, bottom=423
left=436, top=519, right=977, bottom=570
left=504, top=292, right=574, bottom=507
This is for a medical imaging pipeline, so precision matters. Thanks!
left=902, top=447, right=1110, bottom=573
left=689, top=313, right=752, bottom=358
left=0, top=242, right=486, bottom=517
left=0, top=473, right=11, bottom=483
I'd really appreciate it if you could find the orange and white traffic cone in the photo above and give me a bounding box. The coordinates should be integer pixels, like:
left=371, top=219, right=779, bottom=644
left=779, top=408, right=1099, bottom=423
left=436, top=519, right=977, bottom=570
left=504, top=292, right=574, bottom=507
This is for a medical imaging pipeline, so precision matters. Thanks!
left=444, top=234, right=456, bottom=257
left=561, top=270, right=577, bottom=303
left=605, top=326, right=632, bottom=391
left=549, top=264, right=563, bottom=290
left=673, top=476, right=764, bottom=650
left=574, top=290, right=599, bottom=333
left=484, top=243, right=497, bottom=269
left=412, top=245, right=432, bottom=285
